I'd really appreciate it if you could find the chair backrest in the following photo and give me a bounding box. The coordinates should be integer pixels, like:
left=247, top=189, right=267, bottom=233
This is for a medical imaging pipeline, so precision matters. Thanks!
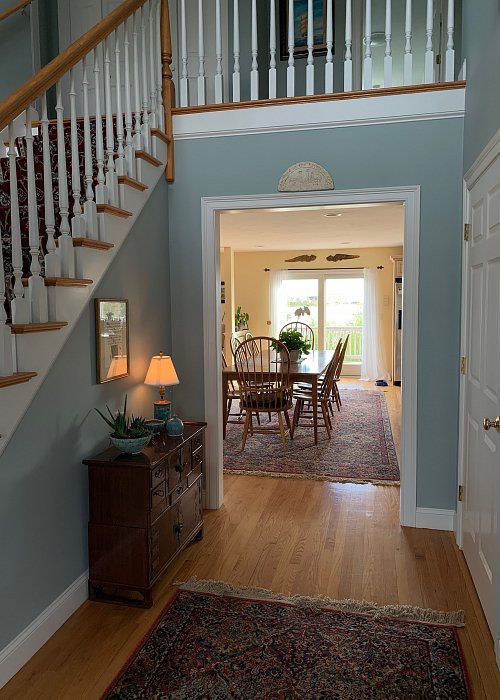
left=279, top=321, right=315, bottom=350
left=234, top=337, right=292, bottom=411
left=320, top=339, right=342, bottom=399
left=244, top=332, right=260, bottom=356
left=334, top=335, right=350, bottom=378
left=230, top=336, right=242, bottom=356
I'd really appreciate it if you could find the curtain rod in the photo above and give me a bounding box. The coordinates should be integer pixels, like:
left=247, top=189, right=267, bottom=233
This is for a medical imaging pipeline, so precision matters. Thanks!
left=264, top=266, right=384, bottom=271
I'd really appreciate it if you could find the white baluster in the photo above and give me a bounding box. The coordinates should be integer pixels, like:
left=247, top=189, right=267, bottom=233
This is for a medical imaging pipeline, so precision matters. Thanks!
left=8, top=123, right=30, bottom=322
left=250, top=0, right=258, bottom=100
left=115, top=30, right=126, bottom=175
left=133, top=12, right=143, bottom=151
left=180, top=0, right=189, bottom=107
left=306, top=0, right=314, bottom=95
left=363, top=0, right=372, bottom=89
left=0, top=230, right=14, bottom=375
left=41, top=95, right=61, bottom=280
left=269, top=0, right=276, bottom=98
left=155, top=0, right=164, bottom=131
left=197, top=0, right=206, bottom=105
left=104, top=36, right=118, bottom=204
left=55, top=81, right=75, bottom=279
left=344, top=0, right=353, bottom=91
left=94, top=49, right=107, bottom=206
left=384, top=0, right=392, bottom=87
left=69, top=68, right=85, bottom=237
left=82, top=58, right=98, bottom=239
left=424, top=0, right=434, bottom=83
left=149, top=2, right=158, bottom=128
left=25, top=113, right=48, bottom=323
left=141, top=4, right=151, bottom=151
left=233, top=0, right=240, bottom=102
left=215, top=0, right=223, bottom=103
left=445, top=0, right=455, bottom=82
left=287, top=0, right=295, bottom=97
left=325, top=0, right=333, bottom=93
left=124, top=18, right=136, bottom=177
left=404, top=0, right=413, bottom=85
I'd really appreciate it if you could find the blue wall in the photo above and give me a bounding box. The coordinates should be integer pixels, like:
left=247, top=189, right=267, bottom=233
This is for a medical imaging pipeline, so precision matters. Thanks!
left=168, top=117, right=464, bottom=510
left=462, top=0, right=500, bottom=170
left=0, top=179, right=171, bottom=650
left=0, top=0, right=33, bottom=101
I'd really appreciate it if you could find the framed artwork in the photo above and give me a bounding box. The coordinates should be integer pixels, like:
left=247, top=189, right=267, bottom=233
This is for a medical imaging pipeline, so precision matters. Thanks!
left=280, top=0, right=329, bottom=61
left=95, top=299, right=129, bottom=384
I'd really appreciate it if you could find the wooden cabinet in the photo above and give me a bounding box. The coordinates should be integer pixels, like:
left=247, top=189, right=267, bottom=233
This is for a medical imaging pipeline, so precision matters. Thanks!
left=84, top=422, right=205, bottom=607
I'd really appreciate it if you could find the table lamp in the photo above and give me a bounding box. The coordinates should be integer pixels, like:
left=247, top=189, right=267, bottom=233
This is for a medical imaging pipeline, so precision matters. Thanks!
left=144, top=352, right=179, bottom=423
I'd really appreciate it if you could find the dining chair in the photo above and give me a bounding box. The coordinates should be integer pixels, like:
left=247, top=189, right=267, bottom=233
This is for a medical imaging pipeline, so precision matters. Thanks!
left=230, top=336, right=242, bottom=357
left=234, top=336, right=293, bottom=450
left=279, top=321, right=315, bottom=350
left=222, top=351, right=245, bottom=430
left=291, top=351, right=338, bottom=439
left=330, top=334, right=350, bottom=412
left=244, top=332, right=260, bottom=356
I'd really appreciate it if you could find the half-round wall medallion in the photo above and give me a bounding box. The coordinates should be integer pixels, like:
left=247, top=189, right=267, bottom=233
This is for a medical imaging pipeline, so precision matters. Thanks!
left=278, top=162, right=334, bottom=192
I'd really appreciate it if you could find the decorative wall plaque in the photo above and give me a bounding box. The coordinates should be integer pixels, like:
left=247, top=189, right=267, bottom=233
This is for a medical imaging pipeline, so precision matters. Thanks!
left=278, top=162, right=334, bottom=192
left=326, top=254, right=360, bottom=262
left=285, top=254, right=317, bottom=263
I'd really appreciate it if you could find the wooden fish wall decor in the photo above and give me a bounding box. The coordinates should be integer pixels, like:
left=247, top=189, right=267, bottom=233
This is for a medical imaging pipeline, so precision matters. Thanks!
left=326, top=254, right=360, bottom=262
left=285, top=254, right=317, bottom=263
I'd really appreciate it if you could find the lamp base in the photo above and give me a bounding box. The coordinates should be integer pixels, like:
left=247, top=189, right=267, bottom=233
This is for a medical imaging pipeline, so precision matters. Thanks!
left=154, top=400, right=172, bottom=422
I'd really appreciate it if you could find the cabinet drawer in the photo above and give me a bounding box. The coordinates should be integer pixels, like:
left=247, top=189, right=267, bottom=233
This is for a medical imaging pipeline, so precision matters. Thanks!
left=151, top=463, right=166, bottom=489
left=192, top=447, right=203, bottom=469
left=192, top=431, right=204, bottom=453
left=188, top=463, right=202, bottom=486
left=151, top=483, right=167, bottom=522
left=170, top=478, right=188, bottom=506
left=168, top=443, right=191, bottom=486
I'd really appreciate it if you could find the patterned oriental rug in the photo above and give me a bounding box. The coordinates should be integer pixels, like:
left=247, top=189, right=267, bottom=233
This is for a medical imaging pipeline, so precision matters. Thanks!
left=103, top=579, right=470, bottom=699
left=224, top=389, right=400, bottom=485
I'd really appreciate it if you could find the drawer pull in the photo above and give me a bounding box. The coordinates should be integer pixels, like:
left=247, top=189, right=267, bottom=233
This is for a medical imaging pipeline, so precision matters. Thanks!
left=175, top=461, right=188, bottom=473
left=176, top=486, right=183, bottom=495
left=175, top=514, right=184, bottom=534
left=153, top=489, right=164, bottom=498
left=154, top=468, right=163, bottom=479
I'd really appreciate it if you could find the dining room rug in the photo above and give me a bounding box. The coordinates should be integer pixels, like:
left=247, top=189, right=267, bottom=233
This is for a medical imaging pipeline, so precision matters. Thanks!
left=224, top=389, right=400, bottom=485
left=102, top=579, right=469, bottom=699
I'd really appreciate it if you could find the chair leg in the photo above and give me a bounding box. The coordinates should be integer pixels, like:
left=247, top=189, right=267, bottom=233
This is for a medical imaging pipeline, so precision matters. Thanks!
left=291, top=399, right=301, bottom=437
left=241, top=411, right=251, bottom=450
left=256, top=413, right=261, bottom=425
left=277, top=411, right=286, bottom=449
left=284, top=409, right=293, bottom=439
left=321, top=401, right=331, bottom=439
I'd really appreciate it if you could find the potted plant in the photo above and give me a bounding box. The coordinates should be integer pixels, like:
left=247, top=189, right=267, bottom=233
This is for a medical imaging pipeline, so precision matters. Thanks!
left=272, top=329, right=312, bottom=363
left=234, top=306, right=250, bottom=331
left=95, top=395, right=153, bottom=454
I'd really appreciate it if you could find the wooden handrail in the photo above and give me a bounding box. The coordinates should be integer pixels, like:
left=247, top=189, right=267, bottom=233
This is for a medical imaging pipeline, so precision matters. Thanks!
left=0, top=0, right=147, bottom=131
left=0, top=0, right=31, bottom=24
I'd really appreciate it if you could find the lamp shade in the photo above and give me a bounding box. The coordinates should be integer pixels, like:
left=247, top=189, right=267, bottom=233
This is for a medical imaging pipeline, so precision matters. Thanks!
left=144, top=353, right=179, bottom=387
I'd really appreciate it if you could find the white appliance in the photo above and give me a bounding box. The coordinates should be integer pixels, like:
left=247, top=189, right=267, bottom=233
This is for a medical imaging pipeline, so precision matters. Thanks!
left=393, top=277, right=403, bottom=386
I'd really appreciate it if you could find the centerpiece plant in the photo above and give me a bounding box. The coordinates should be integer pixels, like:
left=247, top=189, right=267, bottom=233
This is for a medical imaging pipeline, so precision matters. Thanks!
left=95, top=395, right=153, bottom=453
left=272, top=329, right=312, bottom=362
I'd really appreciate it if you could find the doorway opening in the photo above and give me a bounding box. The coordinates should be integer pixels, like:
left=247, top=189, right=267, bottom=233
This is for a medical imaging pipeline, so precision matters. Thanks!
left=202, top=187, right=420, bottom=528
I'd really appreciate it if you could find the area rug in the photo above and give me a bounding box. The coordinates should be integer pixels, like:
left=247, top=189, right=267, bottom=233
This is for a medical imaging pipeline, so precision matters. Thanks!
left=103, top=579, right=469, bottom=699
left=224, top=389, right=400, bottom=485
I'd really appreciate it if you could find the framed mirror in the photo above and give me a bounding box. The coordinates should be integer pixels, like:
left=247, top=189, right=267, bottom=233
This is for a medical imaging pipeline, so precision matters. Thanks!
left=95, top=299, right=129, bottom=383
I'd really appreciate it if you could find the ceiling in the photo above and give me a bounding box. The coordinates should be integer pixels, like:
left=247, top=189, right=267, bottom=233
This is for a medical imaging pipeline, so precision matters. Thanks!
left=219, top=202, right=405, bottom=252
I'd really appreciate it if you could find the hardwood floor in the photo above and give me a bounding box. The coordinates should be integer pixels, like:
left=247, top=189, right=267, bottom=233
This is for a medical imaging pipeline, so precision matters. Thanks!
left=2, top=384, right=499, bottom=698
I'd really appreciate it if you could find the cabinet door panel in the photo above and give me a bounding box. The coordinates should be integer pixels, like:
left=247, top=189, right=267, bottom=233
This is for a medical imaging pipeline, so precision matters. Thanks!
left=152, top=507, right=179, bottom=571
left=168, top=443, right=192, bottom=488
left=89, top=523, right=149, bottom=587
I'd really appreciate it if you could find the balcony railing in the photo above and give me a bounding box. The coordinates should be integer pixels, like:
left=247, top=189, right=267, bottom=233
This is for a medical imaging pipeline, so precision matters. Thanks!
left=325, top=325, right=362, bottom=363
left=171, top=0, right=459, bottom=109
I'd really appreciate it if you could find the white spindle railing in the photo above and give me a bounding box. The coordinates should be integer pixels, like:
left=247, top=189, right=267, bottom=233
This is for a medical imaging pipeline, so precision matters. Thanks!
left=250, top=0, right=258, bottom=100
left=384, top=0, right=392, bottom=87
left=168, top=0, right=459, bottom=107
left=0, top=0, right=170, bottom=378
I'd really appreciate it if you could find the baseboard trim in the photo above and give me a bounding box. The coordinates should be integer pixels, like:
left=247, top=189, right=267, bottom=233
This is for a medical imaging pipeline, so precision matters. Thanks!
left=415, top=507, right=456, bottom=531
left=0, top=571, right=88, bottom=690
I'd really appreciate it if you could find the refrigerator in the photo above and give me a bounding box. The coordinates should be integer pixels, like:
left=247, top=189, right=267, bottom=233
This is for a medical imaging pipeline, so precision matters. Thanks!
left=393, top=277, right=403, bottom=386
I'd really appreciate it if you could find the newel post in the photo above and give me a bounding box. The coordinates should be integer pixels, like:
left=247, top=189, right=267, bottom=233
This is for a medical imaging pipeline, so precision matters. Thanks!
left=161, top=0, right=175, bottom=182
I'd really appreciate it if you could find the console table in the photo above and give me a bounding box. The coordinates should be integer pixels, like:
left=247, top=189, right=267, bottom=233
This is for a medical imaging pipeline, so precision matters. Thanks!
left=84, top=421, right=206, bottom=607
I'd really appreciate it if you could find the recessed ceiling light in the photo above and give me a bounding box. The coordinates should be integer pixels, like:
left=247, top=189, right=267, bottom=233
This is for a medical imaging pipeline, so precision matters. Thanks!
left=324, top=213, right=342, bottom=217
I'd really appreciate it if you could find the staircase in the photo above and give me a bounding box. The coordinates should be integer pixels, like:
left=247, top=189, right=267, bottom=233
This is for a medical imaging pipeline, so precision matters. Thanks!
left=0, top=0, right=174, bottom=456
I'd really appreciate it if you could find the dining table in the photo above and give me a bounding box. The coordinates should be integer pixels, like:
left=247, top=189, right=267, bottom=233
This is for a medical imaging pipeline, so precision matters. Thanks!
left=222, top=349, right=335, bottom=444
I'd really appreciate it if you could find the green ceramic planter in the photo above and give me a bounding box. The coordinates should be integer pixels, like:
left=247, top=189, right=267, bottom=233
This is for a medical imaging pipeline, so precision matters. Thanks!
left=110, top=433, right=152, bottom=454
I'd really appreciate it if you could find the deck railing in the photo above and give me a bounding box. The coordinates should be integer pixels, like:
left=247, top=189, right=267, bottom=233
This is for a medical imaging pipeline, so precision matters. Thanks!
left=171, top=0, right=459, bottom=108
left=325, top=325, right=362, bottom=363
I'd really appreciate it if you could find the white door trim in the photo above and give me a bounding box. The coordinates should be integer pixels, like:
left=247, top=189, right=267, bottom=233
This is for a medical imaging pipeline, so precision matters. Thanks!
left=201, top=186, right=420, bottom=527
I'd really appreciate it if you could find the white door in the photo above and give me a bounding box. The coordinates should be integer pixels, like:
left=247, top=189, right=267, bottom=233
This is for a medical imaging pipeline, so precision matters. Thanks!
left=462, top=144, right=500, bottom=664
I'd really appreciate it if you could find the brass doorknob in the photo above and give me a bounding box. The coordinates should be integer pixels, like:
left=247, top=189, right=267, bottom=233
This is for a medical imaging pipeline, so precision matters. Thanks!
left=483, top=416, right=500, bottom=433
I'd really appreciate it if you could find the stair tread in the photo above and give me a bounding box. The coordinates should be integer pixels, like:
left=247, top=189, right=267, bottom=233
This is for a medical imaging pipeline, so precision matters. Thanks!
left=117, top=175, right=148, bottom=191
left=151, top=128, right=171, bottom=144
left=96, top=203, right=133, bottom=218
left=0, top=371, right=38, bottom=388
left=135, top=150, right=162, bottom=167
left=44, top=277, right=93, bottom=287
left=71, top=238, right=114, bottom=250
left=10, top=322, right=68, bottom=334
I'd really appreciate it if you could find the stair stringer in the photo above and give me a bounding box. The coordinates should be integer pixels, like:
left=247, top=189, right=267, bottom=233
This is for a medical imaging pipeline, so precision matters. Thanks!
left=0, top=135, right=167, bottom=458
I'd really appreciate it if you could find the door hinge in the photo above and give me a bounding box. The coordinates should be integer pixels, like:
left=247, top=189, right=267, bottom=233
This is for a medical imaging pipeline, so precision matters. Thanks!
left=436, top=54, right=442, bottom=65
left=464, top=223, right=470, bottom=241
left=460, top=357, right=468, bottom=375
left=458, top=484, right=464, bottom=502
